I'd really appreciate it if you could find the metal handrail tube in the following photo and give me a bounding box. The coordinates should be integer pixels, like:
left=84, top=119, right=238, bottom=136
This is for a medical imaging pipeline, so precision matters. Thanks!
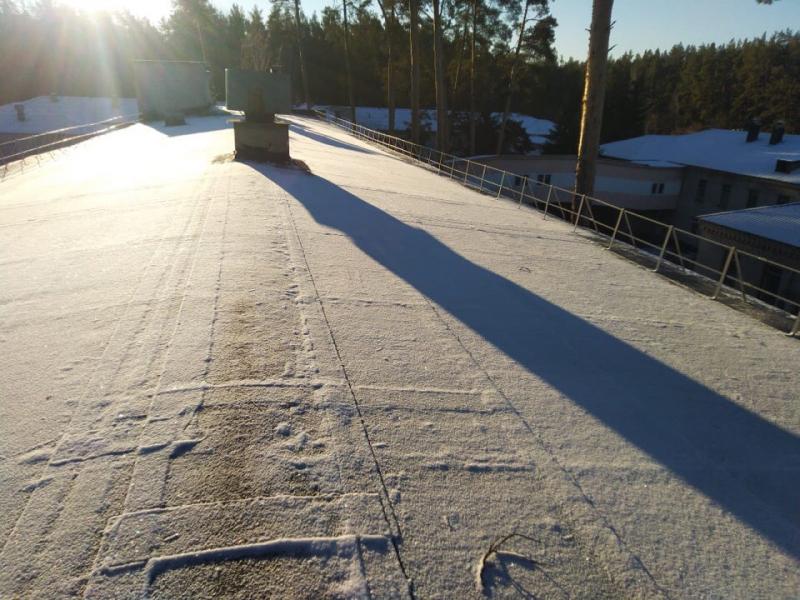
left=0, top=114, right=136, bottom=148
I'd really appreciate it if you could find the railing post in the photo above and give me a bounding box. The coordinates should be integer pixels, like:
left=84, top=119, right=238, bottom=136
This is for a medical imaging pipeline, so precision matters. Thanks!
left=712, top=246, right=736, bottom=300
left=479, top=165, right=487, bottom=192
left=449, top=158, right=456, bottom=179
left=653, top=225, right=673, bottom=272
left=573, top=194, right=586, bottom=231
left=496, top=172, right=506, bottom=199
left=437, top=152, right=443, bottom=174
left=671, top=228, right=685, bottom=268
left=732, top=250, right=748, bottom=301
left=790, top=312, right=800, bottom=337
left=518, top=176, right=528, bottom=206
left=542, top=186, right=552, bottom=219
left=464, top=160, right=471, bottom=184
left=623, top=212, right=636, bottom=247
left=607, top=208, right=625, bottom=250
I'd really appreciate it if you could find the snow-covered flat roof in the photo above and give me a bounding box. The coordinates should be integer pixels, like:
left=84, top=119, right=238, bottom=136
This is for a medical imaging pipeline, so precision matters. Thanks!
left=699, top=202, right=800, bottom=248
left=601, top=129, right=800, bottom=185
left=0, top=96, right=139, bottom=135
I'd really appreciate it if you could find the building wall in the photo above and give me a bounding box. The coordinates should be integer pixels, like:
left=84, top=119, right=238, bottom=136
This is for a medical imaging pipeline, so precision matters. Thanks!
left=696, top=221, right=800, bottom=312
left=677, top=167, right=800, bottom=232
left=134, top=61, right=213, bottom=119
left=471, top=155, right=684, bottom=210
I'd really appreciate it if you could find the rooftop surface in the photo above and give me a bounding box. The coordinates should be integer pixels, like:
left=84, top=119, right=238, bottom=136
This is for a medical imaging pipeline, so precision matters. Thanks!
left=1, top=116, right=798, bottom=598
left=601, top=128, right=800, bottom=184
left=699, top=201, right=800, bottom=248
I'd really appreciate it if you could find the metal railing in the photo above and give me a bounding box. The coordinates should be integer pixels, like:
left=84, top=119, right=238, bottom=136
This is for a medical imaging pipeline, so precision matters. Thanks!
left=314, top=109, right=800, bottom=337
left=0, top=114, right=139, bottom=177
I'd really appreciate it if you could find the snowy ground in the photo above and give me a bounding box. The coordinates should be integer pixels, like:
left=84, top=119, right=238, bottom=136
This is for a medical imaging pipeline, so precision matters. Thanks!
left=0, top=115, right=798, bottom=598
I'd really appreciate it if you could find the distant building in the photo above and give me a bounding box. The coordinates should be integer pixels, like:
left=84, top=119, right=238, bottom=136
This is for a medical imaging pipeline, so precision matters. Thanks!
left=696, top=203, right=800, bottom=310
left=467, top=154, right=684, bottom=214
left=601, top=127, right=800, bottom=231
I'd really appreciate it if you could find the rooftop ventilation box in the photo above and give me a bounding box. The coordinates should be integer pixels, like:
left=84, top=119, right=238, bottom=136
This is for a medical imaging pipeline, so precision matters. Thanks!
left=225, top=69, right=292, bottom=162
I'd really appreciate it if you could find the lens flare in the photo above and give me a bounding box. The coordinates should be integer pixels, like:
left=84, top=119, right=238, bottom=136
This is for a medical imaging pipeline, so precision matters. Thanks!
left=57, top=0, right=169, bottom=23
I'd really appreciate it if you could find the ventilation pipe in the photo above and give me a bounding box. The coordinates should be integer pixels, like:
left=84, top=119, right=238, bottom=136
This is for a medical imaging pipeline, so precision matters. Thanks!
left=769, top=121, right=785, bottom=145
left=746, top=118, right=761, bottom=143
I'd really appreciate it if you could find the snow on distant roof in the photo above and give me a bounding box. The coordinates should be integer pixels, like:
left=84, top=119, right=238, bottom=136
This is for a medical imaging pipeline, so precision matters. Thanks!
left=699, top=202, right=800, bottom=248
left=626, top=159, right=684, bottom=169
left=317, top=106, right=555, bottom=145
left=601, top=129, right=800, bottom=185
left=0, top=96, right=139, bottom=135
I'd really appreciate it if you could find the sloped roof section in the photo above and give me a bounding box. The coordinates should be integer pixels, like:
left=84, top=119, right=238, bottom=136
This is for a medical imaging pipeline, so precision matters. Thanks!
left=601, top=129, right=800, bottom=185
left=0, top=96, right=139, bottom=135
left=318, top=105, right=555, bottom=145
left=699, top=202, right=800, bottom=248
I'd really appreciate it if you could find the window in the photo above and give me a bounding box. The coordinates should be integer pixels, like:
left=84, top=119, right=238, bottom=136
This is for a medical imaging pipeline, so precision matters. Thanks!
left=746, top=189, right=759, bottom=208
left=536, top=173, right=551, bottom=185
left=719, top=184, right=731, bottom=209
left=658, top=183, right=665, bottom=194
left=651, top=183, right=665, bottom=194
left=777, top=194, right=790, bottom=205
left=695, top=179, right=707, bottom=203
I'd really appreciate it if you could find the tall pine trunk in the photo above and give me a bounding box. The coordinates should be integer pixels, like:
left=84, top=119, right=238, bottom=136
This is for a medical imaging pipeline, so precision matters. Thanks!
left=377, top=0, right=396, bottom=134
left=451, top=20, right=469, bottom=101
left=293, top=0, right=311, bottom=108
left=575, top=0, right=614, bottom=205
left=496, top=0, right=529, bottom=155
left=469, top=0, right=478, bottom=154
left=409, top=0, right=421, bottom=143
left=432, top=0, right=449, bottom=151
left=342, top=0, right=356, bottom=123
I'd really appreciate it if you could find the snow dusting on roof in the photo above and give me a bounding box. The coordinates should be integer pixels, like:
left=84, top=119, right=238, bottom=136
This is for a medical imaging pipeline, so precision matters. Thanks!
left=699, top=202, right=800, bottom=248
left=0, top=96, right=139, bottom=135
left=601, top=129, right=800, bottom=185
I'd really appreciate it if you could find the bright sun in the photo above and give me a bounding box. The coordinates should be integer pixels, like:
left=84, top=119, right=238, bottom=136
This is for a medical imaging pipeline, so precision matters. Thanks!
left=58, top=0, right=169, bottom=24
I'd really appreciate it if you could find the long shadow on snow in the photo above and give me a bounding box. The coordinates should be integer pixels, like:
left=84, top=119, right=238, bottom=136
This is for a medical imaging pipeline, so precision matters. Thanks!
left=289, top=123, right=378, bottom=155
left=259, top=166, right=800, bottom=557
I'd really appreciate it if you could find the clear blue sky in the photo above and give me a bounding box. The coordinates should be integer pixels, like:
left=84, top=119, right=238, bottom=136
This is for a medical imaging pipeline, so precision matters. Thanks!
left=132, top=0, right=800, bottom=60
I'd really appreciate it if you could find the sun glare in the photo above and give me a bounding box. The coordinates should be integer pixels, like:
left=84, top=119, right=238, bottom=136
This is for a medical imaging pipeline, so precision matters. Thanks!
left=58, top=0, right=169, bottom=23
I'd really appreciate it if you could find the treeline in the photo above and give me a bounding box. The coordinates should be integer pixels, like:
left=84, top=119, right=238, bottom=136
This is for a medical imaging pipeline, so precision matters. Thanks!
left=1, top=0, right=798, bottom=154
left=558, top=32, right=800, bottom=151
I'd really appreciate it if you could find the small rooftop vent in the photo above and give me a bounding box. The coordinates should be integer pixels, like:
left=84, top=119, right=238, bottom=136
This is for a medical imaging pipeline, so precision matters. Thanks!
left=14, top=104, right=25, bottom=122
left=746, top=118, right=761, bottom=143
left=775, top=158, right=800, bottom=174
left=769, top=121, right=785, bottom=145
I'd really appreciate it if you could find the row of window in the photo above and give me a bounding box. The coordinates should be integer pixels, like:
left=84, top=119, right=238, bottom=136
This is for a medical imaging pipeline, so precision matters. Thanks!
left=694, top=178, right=792, bottom=209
